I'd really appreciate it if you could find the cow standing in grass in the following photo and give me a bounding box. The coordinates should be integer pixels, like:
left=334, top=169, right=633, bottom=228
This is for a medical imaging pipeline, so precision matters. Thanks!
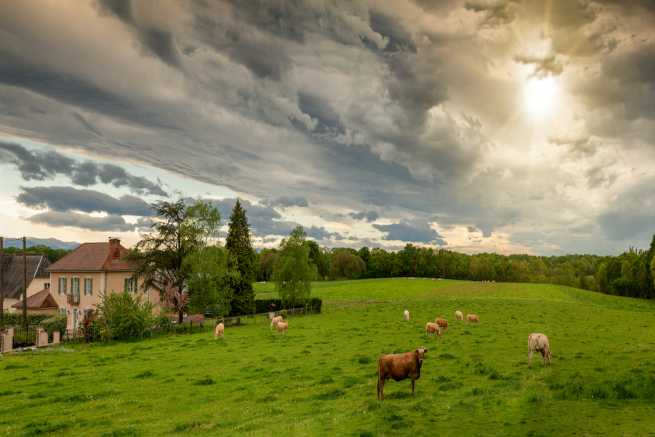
left=435, top=318, right=448, bottom=330
left=403, top=309, right=410, bottom=321
left=377, top=347, right=427, bottom=400
left=467, top=314, right=480, bottom=323
left=275, top=321, right=288, bottom=335
left=528, top=333, right=551, bottom=367
left=455, top=310, right=464, bottom=321
left=425, top=322, right=440, bottom=336
left=270, top=315, right=284, bottom=330
left=214, top=322, right=224, bottom=339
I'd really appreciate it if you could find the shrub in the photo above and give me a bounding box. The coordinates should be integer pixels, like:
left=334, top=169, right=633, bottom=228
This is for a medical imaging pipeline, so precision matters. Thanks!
left=1, top=313, right=49, bottom=327
left=40, top=316, right=66, bottom=336
left=96, top=292, right=154, bottom=341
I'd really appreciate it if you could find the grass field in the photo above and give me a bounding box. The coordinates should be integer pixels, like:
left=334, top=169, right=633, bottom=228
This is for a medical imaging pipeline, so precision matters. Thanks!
left=2, top=278, right=655, bottom=436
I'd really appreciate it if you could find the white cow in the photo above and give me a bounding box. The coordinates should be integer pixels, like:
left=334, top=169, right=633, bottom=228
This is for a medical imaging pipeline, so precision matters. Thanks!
left=528, top=333, right=551, bottom=366
left=403, top=309, right=410, bottom=321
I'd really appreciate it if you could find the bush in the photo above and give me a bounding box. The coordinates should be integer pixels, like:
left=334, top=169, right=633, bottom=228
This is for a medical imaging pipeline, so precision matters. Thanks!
left=0, top=313, right=49, bottom=327
left=40, top=316, right=66, bottom=336
left=96, top=292, right=154, bottom=341
left=156, top=315, right=174, bottom=333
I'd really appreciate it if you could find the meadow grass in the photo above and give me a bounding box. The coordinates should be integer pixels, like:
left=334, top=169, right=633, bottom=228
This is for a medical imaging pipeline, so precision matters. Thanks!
left=2, top=278, right=655, bottom=436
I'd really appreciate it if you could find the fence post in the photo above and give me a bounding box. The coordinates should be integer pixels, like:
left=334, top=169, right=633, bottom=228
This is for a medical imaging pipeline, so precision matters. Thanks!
left=37, top=327, right=48, bottom=347
left=1, top=328, right=12, bottom=353
left=52, top=331, right=60, bottom=344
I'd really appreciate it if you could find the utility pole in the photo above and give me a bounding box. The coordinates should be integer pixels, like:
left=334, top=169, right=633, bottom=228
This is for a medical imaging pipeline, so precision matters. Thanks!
left=0, top=236, right=4, bottom=325
left=22, top=237, right=28, bottom=330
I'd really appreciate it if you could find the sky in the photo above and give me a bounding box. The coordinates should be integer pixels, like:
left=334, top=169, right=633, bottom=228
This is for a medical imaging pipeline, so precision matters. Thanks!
left=0, top=0, right=654, bottom=255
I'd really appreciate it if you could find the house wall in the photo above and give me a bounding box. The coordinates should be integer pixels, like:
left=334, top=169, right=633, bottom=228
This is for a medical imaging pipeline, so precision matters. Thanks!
left=27, top=277, right=50, bottom=297
left=49, top=271, right=160, bottom=331
left=2, top=298, right=19, bottom=313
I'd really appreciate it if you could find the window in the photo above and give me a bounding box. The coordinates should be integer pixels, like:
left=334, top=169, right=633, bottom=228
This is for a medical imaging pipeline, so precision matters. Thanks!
left=58, top=277, right=67, bottom=295
left=84, top=278, right=93, bottom=296
left=45, top=282, right=50, bottom=289
left=71, top=277, right=80, bottom=298
left=124, top=277, right=136, bottom=293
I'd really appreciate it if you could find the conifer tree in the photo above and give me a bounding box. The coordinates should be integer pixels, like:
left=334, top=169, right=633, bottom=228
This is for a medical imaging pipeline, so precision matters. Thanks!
left=225, top=199, right=256, bottom=314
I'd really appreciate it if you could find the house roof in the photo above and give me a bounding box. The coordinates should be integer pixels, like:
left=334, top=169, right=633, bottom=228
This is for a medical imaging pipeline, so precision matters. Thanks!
left=47, top=241, right=137, bottom=273
left=12, top=288, right=58, bottom=310
left=0, top=255, right=50, bottom=300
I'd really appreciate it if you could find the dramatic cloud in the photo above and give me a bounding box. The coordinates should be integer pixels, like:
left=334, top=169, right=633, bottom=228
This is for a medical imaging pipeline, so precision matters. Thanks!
left=17, top=186, right=154, bottom=216
left=349, top=211, right=379, bottom=222
left=0, top=141, right=166, bottom=196
left=374, top=220, right=446, bottom=245
left=27, top=211, right=135, bottom=232
left=0, top=1, right=654, bottom=254
left=263, top=196, right=309, bottom=208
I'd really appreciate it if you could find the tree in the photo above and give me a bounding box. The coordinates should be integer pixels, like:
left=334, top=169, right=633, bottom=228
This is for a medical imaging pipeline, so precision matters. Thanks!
left=257, top=248, right=278, bottom=282
left=273, top=227, right=316, bottom=307
left=225, top=199, right=256, bottom=315
left=184, top=246, right=232, bottom=317
left=306, top=240, right=329, bottom=280
left=329, top=249, right=366, bottom=279
left=130, top=199, right=220, bottom=323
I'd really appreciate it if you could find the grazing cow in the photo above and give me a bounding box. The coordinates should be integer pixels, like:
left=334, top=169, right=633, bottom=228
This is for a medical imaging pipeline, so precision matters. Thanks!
left=275, top=321, right=288, bottom=334
left=403, top=309, right=410, bottom=321
left=425, top=322, right=440, bottom=336
left=214, top=322, right=224, bottom=339
left=455, top=310, right=464, bottom=321
left=270, top=315, right=284, bottom=330
left=467, top=314, right=479, bottom=323
left=435, top=318, right=448, bottom=330
left=528, top=333, right=551, bottom=366
left=377, top=347, right=428, bottom=400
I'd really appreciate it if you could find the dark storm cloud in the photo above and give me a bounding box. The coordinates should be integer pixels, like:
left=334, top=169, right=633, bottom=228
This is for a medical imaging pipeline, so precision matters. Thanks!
left=0, top=141, right=166, bottom=196
left=374, top=220, right=446, bottom=244
left=349, top=210, right=379, bottom=222
left=263, top=196, right=309, bottom=208
left=96, top=0, right=182, bottom=68
left=17, top=186, right=154, bottom=217
left=297, top=92, right=345, bottom=134
left=189, top=198, right=344, bottom=241
left=27, top=211, right=135, bottom=232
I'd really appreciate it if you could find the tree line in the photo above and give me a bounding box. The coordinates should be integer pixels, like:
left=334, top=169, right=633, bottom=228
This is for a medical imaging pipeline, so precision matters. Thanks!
left=257, top=237, right=655, bottom=300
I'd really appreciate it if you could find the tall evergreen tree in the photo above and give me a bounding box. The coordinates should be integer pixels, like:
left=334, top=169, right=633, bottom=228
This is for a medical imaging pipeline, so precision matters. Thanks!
left=225, top=199, right=256, bottom=314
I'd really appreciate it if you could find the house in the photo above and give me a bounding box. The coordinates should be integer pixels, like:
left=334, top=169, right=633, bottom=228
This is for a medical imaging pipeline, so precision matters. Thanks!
left=47, top=238, right=160, bottom=332
left=11, top=288, right=58, bottom=315
left=0, top=254, right=51, bottom=313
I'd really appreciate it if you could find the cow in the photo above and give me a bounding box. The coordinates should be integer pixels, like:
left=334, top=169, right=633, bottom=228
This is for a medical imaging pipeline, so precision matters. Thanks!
left=435, top=318, right=448, bottom=330
left=403, top=309, right=410, bottom=321
left=467, top=314, right=479, bottom=323
left=275, top=321, right=288, bottom=334
left=528, top=333, right=551, bottom=367
left=425, top=322, right=440, bottom=336
left=455, top=310, right=464, bottom=321
left=270, top=315, right=284, bottom=330
left=214, top=322, right=224, bottom=339
left=377, top=347, right=428, bottom=400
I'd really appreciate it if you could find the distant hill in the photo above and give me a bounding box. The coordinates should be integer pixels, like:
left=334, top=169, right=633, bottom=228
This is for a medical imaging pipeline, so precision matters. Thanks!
left=2, top=237, right=80, bottom=251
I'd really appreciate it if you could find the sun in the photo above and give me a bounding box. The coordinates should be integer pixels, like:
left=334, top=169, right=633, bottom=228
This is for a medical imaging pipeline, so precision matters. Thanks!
left=522, top=76, right=560, bottom=120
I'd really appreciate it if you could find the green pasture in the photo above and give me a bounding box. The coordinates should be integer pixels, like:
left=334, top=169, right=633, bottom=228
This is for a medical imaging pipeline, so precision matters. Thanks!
left=2, top=279, right=655, bottom=436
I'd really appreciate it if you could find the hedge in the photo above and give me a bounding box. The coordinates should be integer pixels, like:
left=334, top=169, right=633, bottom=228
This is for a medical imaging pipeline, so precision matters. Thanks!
left=0, top=313, right=50, bottom=327
left=229, top=298, right=322, bottom=316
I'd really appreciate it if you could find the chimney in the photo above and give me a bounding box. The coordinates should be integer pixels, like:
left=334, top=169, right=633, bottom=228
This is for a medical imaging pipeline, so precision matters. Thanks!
left=109, top=237, right=121, bottom=260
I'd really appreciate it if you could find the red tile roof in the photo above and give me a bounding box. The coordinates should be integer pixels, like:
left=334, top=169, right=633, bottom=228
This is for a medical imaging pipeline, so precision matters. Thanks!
left=47, top=241, right=137, bottom=272
left=12, top=288, right=58, bottom=310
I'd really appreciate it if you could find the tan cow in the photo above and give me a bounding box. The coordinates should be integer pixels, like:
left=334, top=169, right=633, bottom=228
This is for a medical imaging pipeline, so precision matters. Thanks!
left=275, top=321, right=288, bottom=334
left=214, top=322, right=224, bottom=339
left=435, top=318, right=448, bottom=330
left=270, top=315, right=284, bottom=330
left=403, top=309, right=410, bottom=321
left=528, top=333, right=551, bottom=366
left=455, top=310, right=464, bottom=321
left=467, top=314, right=479, bottom=323
left=425, top=322, right=440, bottom=336
left=377, top=347, right=428, bottom=400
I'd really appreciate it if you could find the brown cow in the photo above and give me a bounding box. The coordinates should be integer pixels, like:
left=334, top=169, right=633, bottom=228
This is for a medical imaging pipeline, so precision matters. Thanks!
left=467, top=314, right=479, bottom=323
left=377, top=347, right=428, bottom=400
left=435, top=318, right=448, bottom=330
left=270, top=315, right=284, bottom=330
